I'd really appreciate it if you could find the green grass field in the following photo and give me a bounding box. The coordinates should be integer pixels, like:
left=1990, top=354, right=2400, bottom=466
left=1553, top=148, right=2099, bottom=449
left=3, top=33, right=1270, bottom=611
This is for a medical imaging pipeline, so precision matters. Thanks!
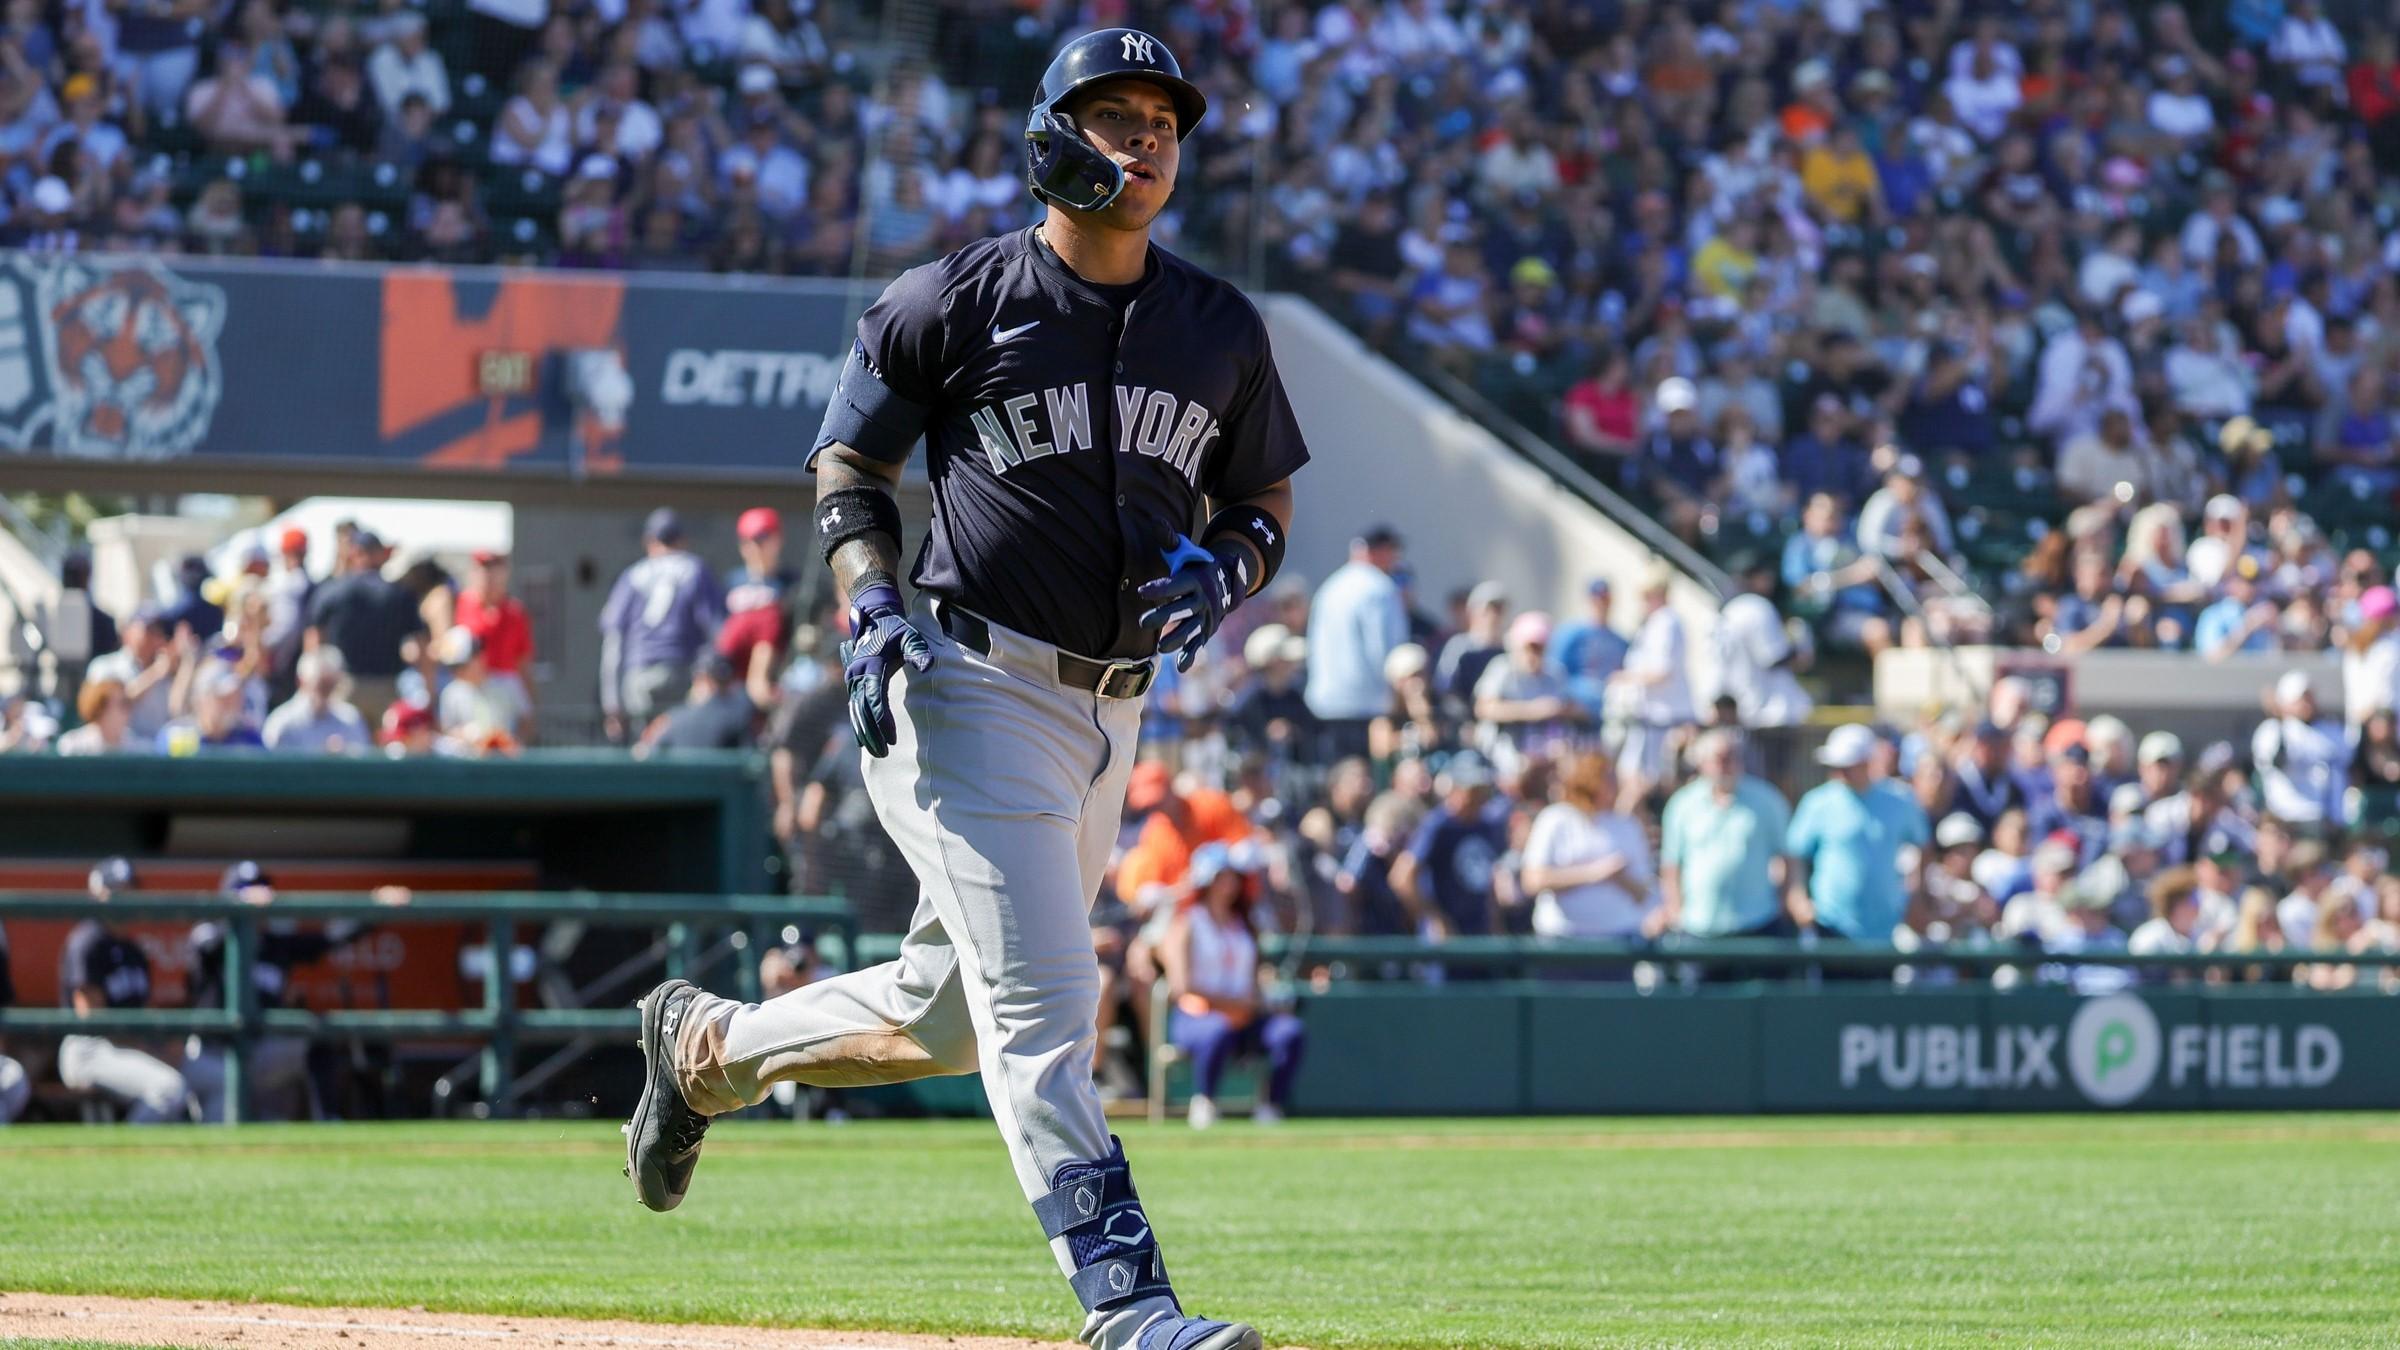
left=5, top=1115, right=2399, bottom=1348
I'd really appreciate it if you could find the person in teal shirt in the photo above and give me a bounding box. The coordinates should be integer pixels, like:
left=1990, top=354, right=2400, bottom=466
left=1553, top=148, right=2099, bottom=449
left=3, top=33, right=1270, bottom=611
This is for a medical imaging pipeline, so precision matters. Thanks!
left=1652, top=728, right=1793, bottom=940
left=1786, top=724, right=1929, bottom=944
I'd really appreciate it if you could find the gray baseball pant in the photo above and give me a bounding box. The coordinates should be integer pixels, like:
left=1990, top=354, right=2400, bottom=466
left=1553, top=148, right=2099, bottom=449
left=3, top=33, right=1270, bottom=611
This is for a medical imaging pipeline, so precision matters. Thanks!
left=59, top=1034, right=190, bottom=1122
left=674, top=606, right=1166, bottom=1349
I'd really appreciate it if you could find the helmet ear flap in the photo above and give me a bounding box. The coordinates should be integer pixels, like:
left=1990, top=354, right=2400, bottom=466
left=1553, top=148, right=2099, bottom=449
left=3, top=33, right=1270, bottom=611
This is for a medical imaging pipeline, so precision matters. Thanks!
left=1026, top=105, right=1125, bottom=212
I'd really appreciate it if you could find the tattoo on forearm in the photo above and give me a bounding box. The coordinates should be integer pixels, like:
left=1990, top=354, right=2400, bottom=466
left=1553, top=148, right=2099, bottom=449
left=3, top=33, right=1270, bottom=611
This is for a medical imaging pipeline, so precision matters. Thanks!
left=819, top=452, right=903, bottom=599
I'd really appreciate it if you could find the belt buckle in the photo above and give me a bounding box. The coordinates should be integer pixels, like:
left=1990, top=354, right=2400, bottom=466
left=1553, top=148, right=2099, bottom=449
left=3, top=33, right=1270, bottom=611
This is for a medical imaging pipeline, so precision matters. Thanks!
left=1096, top=659, right=1154, bottom=701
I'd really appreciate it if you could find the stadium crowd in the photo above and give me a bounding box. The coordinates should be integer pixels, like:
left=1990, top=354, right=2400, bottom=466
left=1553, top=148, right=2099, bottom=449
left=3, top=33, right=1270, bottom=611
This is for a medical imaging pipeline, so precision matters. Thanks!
left=12, top=0, right=2400, bottom=1119
left=28, top=500, right=2400, bottom=986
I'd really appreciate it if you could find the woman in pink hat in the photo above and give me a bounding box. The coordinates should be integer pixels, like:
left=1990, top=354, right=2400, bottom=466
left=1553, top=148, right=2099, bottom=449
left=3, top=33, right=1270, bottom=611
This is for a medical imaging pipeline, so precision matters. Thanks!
left=2343, top=585, right=2400, bottom=730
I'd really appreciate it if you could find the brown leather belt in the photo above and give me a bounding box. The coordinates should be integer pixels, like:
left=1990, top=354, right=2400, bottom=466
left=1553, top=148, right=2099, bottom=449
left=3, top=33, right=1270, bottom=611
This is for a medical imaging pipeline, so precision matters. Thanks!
left=936, top=603, right=1157, bottom=701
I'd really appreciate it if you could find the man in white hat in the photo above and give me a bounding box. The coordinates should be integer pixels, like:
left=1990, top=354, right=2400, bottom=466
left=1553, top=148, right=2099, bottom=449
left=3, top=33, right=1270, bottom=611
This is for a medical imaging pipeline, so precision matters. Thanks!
left=1921, top=812, right=1999, bottom=942
left=1434, top=580, right=1511, bottom=717
left=2251, top=670, right=2350, bottom=826
left=1227, top=624, right=1317, bottom=760
left=2135, top=730, right=2184, bottom=809
left=1784, top=723, right=1931, bottom=954
left=1632, top=377, right=1716, bottom=539
left=2184, top=494, right=2254, bottom=589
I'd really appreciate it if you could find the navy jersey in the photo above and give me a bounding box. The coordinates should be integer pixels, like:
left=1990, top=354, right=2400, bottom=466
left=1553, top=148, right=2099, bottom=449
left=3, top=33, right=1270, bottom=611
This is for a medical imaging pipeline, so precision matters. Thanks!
left=59, top=920, right=152, bottom=1010
left=811, top=227, right=1310, bottom=660
left=188, top=921, right=364, bottom=1012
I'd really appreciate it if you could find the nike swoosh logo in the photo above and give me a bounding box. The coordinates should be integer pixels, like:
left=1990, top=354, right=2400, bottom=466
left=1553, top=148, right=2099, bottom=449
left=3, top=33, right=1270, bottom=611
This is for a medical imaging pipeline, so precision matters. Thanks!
left=992, top=321, right=1041, bottom=343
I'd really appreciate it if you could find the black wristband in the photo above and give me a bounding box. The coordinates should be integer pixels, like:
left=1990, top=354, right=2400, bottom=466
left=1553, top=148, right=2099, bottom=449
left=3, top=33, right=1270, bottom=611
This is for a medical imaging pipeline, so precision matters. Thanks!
left=817, top=486, right=903, bottom=566
left=1200, top=504, right=1286, bottom=599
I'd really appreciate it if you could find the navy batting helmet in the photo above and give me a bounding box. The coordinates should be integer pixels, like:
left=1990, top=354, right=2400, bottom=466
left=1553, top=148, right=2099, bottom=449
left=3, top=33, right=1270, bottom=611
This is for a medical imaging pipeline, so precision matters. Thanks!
left=1025, top=28, right=1207, bottom=212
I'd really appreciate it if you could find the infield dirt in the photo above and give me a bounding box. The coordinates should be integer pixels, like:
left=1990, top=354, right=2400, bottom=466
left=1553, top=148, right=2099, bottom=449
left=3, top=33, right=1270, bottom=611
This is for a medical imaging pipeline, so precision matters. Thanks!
left=0, top=1294, right=1102, bottom=1350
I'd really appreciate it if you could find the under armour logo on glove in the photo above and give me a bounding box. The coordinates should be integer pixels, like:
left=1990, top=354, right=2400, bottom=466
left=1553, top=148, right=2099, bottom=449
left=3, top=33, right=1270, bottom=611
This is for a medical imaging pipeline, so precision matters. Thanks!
left=1137, top=532, right=1243, bottom=672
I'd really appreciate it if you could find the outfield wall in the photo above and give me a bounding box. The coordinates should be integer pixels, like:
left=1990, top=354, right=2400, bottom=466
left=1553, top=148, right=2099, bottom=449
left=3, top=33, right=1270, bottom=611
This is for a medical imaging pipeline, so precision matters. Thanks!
left=1285, top=985, right=2400, bottom=1115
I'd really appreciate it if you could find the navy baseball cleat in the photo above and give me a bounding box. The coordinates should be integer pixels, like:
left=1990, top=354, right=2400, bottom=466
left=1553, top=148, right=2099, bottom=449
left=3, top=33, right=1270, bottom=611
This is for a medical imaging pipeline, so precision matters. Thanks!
left=1137, top=1318, right=1262, bottom=1350
left=624, top=978, right=711, bottom=1212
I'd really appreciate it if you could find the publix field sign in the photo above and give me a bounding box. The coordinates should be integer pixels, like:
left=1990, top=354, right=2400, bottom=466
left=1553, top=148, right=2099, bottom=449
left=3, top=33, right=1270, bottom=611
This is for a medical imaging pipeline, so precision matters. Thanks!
left=1760, top=989, right=2395, bottom=1111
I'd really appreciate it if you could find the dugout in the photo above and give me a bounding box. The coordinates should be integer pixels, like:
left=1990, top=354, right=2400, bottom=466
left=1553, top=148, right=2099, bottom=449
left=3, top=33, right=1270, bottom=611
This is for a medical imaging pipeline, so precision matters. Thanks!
left=0, top=751, right=771, bottom=1114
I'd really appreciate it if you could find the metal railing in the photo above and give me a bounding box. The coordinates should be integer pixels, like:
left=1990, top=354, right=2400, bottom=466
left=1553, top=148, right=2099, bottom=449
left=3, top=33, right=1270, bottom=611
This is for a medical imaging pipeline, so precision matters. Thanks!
left=0, top=892, right=856, bottom=1123
left=1262, top=934, right=2396, bottom=979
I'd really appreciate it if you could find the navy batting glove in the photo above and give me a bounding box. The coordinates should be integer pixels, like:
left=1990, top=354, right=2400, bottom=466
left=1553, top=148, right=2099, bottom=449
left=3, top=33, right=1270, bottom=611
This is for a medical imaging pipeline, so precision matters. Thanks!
left=1137, top=534, right=1243, bottom=672
left=839, top=582, right=931, bottom=758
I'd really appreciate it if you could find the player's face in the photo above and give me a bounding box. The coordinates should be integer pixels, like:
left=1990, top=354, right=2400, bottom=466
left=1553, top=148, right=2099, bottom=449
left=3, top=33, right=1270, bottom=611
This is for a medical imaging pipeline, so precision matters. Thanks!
left=1070, top=80, right=1181, bottom=227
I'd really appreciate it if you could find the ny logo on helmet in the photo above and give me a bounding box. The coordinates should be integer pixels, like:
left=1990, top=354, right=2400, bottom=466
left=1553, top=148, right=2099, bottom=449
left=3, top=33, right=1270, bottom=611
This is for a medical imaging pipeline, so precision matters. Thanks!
left=1120, top=32, right=1156, bottom=64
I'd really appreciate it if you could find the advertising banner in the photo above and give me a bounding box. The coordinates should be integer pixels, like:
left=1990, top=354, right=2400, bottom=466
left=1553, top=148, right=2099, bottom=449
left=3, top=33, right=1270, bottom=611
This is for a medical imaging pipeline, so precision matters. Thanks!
left=0, top=252, right=873, bottom=482
left=1289, top=986, right=2400, bottom=1116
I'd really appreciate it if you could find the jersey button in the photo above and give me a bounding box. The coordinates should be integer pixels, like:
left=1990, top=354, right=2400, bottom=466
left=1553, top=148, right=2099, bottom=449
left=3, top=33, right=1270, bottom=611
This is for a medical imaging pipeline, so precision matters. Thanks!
left=1114, top=361, right=1125, bottom=374
left=1116, top=494, right=1127, bottom=505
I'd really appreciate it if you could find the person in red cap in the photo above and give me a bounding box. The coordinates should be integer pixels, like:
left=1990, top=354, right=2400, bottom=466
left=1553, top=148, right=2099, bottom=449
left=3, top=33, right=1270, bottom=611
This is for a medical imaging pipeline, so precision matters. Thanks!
left=379, top=699, right=450, bottom=758
left=454, top=549, right=536, bottom=740
left=717, top=507, right=800, bottom=706
left=263, top=526, right=319, bottom=703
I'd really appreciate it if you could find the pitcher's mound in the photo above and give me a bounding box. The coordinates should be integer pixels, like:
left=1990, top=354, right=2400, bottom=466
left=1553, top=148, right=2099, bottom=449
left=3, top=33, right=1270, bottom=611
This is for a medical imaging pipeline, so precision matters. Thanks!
left=0, top=1293, right=1081, bottom=1350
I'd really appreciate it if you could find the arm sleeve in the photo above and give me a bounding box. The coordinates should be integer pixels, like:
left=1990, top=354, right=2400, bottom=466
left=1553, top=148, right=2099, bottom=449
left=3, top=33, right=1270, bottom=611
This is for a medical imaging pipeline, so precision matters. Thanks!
left=598, top=630, right=625, bottom=716
left=806, top=264, right=951, bottom=469
left=1201, top=309, right=1312, bottom=501
left=598, top=570, right=633, bottom=636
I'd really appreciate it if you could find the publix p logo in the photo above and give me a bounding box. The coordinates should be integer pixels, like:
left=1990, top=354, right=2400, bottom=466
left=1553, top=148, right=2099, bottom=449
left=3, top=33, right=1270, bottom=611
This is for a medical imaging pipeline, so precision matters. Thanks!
left=2067, top=995, right=2161, bottom=1106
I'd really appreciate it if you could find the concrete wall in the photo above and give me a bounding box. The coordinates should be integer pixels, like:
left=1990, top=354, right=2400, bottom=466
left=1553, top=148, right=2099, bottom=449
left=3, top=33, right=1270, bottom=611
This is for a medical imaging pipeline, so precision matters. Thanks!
left=85, top=514, right=223, bottom=621
left=1258, top=295, right=1720, bottom=635
left=1876, top=647, right=2341, bottom=746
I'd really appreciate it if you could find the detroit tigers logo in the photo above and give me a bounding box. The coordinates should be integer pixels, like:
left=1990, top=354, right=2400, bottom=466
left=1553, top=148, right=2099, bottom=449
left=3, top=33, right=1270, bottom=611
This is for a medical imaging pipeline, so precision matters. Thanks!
left=0, top=257, right=225, bottom=460
left=47, top=261, right=226, bottom=460
left=1120, top=32, right=1156, bottom=64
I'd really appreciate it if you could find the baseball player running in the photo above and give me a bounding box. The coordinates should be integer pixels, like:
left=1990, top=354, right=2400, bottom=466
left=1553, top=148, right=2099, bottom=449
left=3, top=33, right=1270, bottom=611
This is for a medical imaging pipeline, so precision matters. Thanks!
left=625, top=28, right=1306, bottom=1350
